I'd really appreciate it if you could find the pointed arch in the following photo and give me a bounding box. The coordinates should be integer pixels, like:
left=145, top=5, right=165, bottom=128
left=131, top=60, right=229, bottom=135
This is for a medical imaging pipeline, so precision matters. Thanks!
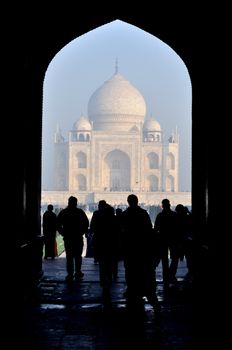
left=77, top=174, right=86, bottom=191
left=104, top=150, right=131, bottom=191
left=148, top=175, right=159, bottom=191
left=76, top=151, right=87, bottom=168
left=166, top=175, right=174, bottom=191
left=147, top=152, right=159, bottom=169
left=166, top=152, right=175, bottom=170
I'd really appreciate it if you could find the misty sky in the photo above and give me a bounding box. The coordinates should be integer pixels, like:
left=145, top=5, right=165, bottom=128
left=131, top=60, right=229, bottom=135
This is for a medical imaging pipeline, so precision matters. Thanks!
left=42, top=20, right=192, bottom=192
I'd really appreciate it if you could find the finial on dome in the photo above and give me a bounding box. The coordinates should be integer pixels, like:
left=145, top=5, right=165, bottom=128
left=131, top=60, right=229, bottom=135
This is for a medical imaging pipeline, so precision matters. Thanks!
left=115, top=57, right=118, bottom=74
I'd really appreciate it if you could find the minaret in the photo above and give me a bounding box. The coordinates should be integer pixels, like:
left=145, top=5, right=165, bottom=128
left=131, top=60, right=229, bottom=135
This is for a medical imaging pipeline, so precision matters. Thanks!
left=54, top=124, right=64, bottom=143
left=53, top=125, right=67, bottom=190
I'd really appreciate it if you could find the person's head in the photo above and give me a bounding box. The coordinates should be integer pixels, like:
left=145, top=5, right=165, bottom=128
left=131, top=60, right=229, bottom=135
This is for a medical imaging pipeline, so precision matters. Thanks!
left=175, top=203, right=184, bottom=214
left=161, top=198, right=171, bottom=209
left=98, top=200, right=107, bottom=210
left=47, top=204, right=53, bottom=211
left=68, top=196, right=78, bottom=208
left=127, top=194, right=138, bottom=207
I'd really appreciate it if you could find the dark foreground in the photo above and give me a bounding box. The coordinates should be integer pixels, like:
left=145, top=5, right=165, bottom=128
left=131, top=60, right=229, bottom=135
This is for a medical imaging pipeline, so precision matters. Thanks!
left=20, top=256, right=198, bottom=349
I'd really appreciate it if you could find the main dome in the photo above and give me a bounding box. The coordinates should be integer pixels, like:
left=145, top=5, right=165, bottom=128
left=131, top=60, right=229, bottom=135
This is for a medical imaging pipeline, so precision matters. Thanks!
left=87, top=72, right=146, bottom=131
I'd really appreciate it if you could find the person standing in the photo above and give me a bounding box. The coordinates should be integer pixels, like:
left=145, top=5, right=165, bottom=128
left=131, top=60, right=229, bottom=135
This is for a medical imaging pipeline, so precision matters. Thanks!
left=154, top=198, right=178, bottom=287
left=42, top=204, right=58, bottom=260
left=114, top=208, right=124, bottom=279
left=121, top=194, right=160, bottom=312
left=90, top=200, right=118, bottom=307
left=57, top=196, right=89, bottom=283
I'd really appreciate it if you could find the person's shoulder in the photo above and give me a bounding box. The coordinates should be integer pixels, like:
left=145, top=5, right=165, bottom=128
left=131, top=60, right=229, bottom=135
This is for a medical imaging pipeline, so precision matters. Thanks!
left=57, top=208, right=65, bottom=215
left=139, top=206, right=148, bottom=214
left=77, top=207, right=88, bottom=216
left=140, top=206, right=147, bottom=212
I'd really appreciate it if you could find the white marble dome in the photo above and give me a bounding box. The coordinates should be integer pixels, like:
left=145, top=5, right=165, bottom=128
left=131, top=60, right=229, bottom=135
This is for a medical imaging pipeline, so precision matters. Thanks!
left=73, top=116, right=92, bottom=131
left=143, top=118, right=161, bottom=131
left=88, top=72, right=146, bottom=131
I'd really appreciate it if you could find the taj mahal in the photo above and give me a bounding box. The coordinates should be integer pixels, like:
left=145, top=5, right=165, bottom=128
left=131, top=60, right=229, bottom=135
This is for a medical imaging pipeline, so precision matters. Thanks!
left=42, top=65, right=191, bottom=208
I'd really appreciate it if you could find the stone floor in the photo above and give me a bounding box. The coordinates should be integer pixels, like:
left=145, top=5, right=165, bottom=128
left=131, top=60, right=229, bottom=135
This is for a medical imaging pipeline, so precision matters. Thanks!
left=21, top=256, right=195, bottom=349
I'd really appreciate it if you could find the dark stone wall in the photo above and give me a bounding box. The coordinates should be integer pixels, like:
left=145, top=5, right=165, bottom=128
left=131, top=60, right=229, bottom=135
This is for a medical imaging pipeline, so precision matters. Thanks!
left=5, top=9, right=220, bottom=306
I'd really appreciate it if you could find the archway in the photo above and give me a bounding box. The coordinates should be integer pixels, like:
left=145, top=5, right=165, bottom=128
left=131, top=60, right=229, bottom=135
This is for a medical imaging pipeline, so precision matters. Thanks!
left=42, top=19, right=191, bottom=205
left=13, top=14, right=214, bottom=307
left=104, top=150, right=131, bottom=191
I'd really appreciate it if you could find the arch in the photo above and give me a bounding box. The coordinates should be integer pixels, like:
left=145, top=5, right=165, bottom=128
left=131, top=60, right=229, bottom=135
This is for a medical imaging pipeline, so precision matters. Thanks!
left=104, top=150, right=131, bottom=191
left=13, top=13, right=214, bottom=307
left=166, top=152, right=175, bottom=169
left=42, top=19, right=191, bottom=196
left=148, top=175, right=159, bottom=191
left=166, top=175, right=175, bottom=191
left=146, top=134, right=154, bottom=142
left=76, top=151, right=87, bottom=168
left=147, top=152, right=159, bottom=169
left=78, top=133, right=85, bottom=141
left=77, top=174, right=86, bottom=191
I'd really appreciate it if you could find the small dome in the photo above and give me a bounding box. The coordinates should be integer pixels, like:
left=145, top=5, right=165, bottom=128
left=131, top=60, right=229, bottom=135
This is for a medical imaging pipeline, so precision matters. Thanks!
left=143, top=118, right=161, bottom=131
left=73, top=116, right=92, bottom=131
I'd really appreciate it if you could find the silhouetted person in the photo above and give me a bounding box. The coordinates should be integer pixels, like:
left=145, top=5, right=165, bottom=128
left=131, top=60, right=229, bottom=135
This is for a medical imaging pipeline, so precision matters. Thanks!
left=90, top=200, right=119, bottom=307
left=154, top=198, right=178, bottom=286
left=57, top=196, right=89, bottom=283
left=42, top=204, right=58, bottom=259
left=177, top=205, right=194, bottom=281
left=85, top=227, right=94, bottom=258
left=121, top=194, right=160, bottom=313
left=114, top=207, right=124, bottom=278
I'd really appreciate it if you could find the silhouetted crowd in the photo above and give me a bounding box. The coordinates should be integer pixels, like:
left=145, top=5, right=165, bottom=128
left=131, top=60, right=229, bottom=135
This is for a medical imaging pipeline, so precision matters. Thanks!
left=42, top=194, right=195, bottom=312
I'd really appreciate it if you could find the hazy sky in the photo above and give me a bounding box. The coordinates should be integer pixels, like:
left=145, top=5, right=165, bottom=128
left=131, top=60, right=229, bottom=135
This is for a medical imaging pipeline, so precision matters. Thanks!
left=42, top=19, right=192, bottom=191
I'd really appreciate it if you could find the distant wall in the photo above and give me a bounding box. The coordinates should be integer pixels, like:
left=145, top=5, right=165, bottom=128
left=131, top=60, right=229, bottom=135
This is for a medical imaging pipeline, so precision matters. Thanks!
left=42, top=190, right=191, bottom=207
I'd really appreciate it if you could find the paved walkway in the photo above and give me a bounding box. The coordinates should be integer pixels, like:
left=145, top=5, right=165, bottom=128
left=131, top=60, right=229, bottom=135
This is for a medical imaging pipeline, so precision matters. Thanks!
left=22, top=256, right=194, bottom=349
